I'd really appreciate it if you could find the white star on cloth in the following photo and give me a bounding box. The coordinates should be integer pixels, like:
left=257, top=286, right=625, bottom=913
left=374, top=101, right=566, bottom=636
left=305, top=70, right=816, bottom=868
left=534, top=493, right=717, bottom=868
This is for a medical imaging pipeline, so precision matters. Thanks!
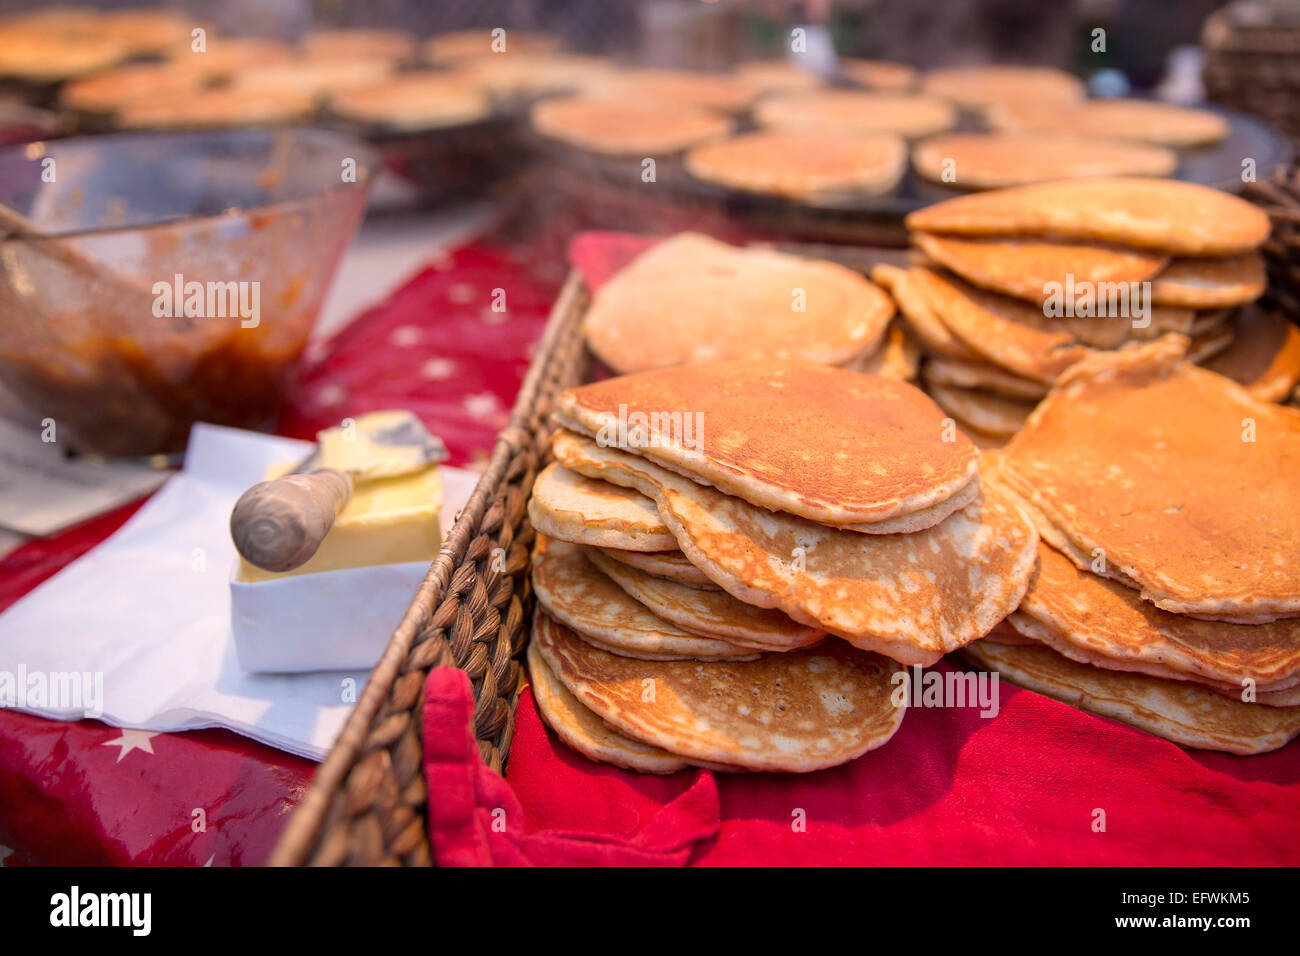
left=0, top=845, right=12, bottom=867
left=101, top=729, right=160, bottom=763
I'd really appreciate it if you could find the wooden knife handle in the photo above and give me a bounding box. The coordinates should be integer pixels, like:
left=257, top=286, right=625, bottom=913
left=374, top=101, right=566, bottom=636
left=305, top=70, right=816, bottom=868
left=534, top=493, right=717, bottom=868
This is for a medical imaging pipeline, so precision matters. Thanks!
left=230, top=468, right=352, bottom=573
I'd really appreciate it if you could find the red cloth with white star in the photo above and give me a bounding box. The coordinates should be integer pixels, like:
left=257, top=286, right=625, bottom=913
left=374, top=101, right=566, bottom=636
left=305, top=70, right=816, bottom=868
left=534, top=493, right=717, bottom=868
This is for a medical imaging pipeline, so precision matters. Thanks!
left=0, top=244, right=556, bottom=866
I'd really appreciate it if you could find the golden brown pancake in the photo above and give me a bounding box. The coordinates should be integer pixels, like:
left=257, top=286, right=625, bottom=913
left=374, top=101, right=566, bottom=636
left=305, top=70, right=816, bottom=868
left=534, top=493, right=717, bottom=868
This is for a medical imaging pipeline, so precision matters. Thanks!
left=913, top=233, right=1168, bottom=304
left=527, top=633, right=691, bottom=773
left=95, top=8, right=189, bottom=55
left=532, top=536, right=758, bottom=661
left=455, top=52, right=613, bottom=98
left=987, top=98, right=1229, bottom=147
left=1202, top=309, right=1300, bottom=402
left=232, top=56, right=396, bottom=98
left=735, top=59, right=824, bottom=93
left=0, top=30, right=127, bottom=80
left=328, top=73, right=489, bottom=129
left=921, top=65, right=1085, bottom=110
left=581, top=234, right=893, bottom=373
left=922, top=356, right=1048, bottom=400
left=553, top=431, right=1037, bottom=666
left=925, top=381, right=1036, bottom=438
left=60, top=62, right=207, bottom=114
left=1000, top=336, right=1300, bottom=623
left=528, top=462, right=676, bottom=551
left=855, top=321, right=921, bottom=381
left=585, top=547, right=825, bottom=651
left=116, top=86, right=316, bottom=129
left=1151, top=253, right=1268, bottom=309
left=531, top=98, right=732, bottom=155
left=599, top=68, right=757, bottom=112
left=959, top=639, right=1300, bottom=754
left=839, top=59, right=917, bottom=91
left=906, top=178, right=1272, bottom=256
left=595, top=547, right=718, bottom=590
left=871, top=263, right=982, bottom=361
left=553, top=359, right=978, bottom=528
left=534, top=612, right=907, bottom=772
left=164, top=38, right=297, bottom=81
left=755, top=90, right=956, bottom=138
left=912, top=133, right=1176, bottom=190
left=424, top=30, right=560, bottom=62
left=684, top=130, right=907, bottom=199
left=301, top=28, right=415, bottom=63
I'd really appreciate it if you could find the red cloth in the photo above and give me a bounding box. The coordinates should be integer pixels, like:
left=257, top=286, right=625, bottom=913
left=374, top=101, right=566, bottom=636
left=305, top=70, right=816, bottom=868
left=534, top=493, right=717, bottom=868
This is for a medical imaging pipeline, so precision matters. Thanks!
left=414, top=230, right=1300, bottom=866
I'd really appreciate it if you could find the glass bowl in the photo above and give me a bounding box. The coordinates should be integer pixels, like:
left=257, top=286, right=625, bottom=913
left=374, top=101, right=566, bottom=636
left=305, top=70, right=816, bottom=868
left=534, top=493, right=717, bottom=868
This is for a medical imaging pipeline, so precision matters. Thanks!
left=0, top=127, right=378, bottom=457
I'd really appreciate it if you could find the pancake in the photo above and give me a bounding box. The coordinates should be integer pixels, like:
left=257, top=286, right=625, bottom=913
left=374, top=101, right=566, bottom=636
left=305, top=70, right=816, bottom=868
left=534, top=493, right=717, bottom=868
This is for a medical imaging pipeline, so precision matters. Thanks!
left=554, top=358, right=978, bottom=528
left=582, top=235, right=893, bottom=374
left=0, top=31, right=127, bottom=81
left=922, top=355, right=1048, bottom=400
left=754, top=90, right=956, bottom=138
left=839, top=59, right=917, bottom=91
left=871, top=263, right=982, bottom=361
left=1019, top=543, right=1300, bottom=688
left=301, top=28, right=415, bottom=63
left=534, top=612, right=907, bottom=772
left=527, top=634, right=690, bottom=773
left=1151, top=253, right=1268, bottom=309
left=684, top=130, right=907, bottom=199
left=531, top=98, right=732, bottom=155
left=116, top=86, right=316, bottom=130
left=60, top=62, right=207, bottom=114
left=424, top=30, right=560, bottom=62
left=912, top=233, right=1168, bottom=304
left=856, top=321, right=921, bottom=381
left=232, top=57, right=397, bottom=98
left=736, top=59, right=824, bottom=93
left=528, top=462, right=676, bottom=551
left=585, top=546, right=825, bottom=651
left=599, top=68, right=757, bottom=112
left=553, top=431, right=1037, bottom=666
left=959, top=639, right=1300, bottom=754
left=911, top=133, right=1176, bottom=190
left=456, top=52, right=614, bottom=98
left=1000, top=336, right=1300, bottom=622
left=926, top=382, right=1036, bottom=438
left=1202, top=308, right=1300, bottom=402
left=921, top=65, right=1085, bottom=110
left=532, top=536, right=758, bottom=661
left=163, top=38, right=297, bottom=81
left=906, top=178, right=1272, bottom=256
left=328, top=73, right=489, bottom=130
left=96, top=9, right=190, bottom=56
left=987, top=98, right=1229, bottom=148
left=595, top=547, right=719, bottom=590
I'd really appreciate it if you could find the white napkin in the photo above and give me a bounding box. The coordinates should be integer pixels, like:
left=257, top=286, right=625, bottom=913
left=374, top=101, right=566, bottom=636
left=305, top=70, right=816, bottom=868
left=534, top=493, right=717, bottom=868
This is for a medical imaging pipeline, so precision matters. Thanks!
left=0, top=423, right=478, bottom=761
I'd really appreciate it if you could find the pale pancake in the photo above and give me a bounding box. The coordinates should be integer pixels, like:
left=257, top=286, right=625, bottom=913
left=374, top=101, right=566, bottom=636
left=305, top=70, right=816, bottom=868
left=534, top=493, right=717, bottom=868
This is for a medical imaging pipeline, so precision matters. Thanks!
left=554, top=358, right=978, bottom=528
left=912, top=133, right=1176, bottom=190
left=582, top=234, right=893, bottom=373
left=987, top=98, right=1229, bottom=148
left=1152, top=254, right=1268, bottom=309
left=596, top=547, right=719, bottom=590
left=754, top=91, right=956, bottom=139
left=959, top=639, right=1300, bottom=754
left=599, top=68, right=757, bottom=112
left=684, top=130, right=907, bottom=198
left=921, top=65, right=1085, bottom=110
left=922, top=356, right=1048, bottom=400
left=553, top=431, right=1037, bottom=666
left=527, top=634, right=690, bottom=773
left=328, top=73, right=489, bottom=129
left=871, top=263, right=981, bottom=361
left=840, top=59, right=917, bottom=91
left=530, top=98, right=732, bottom=155
left=585, top=547, right=826, bottom=651
left=906, top=178, right=1272, bottom=256
left=913, top=233, right=1168, bottom=304
left=528, top=462, right=676, bottom=551
left=856, top=321, right=921, bottom=381
left=1000, top=336, right=1300, bottom=622
left=534, top=612, right=907, bottom=772
left=532, top=536, right=758, bottom=661
left=1202, top=308, right=1300, bottom=402
left=1019, top=543, right=1300, bottom=688
left=736, top=60, right=824, bottom=93
left=926, top=382, right=1035, bottom=438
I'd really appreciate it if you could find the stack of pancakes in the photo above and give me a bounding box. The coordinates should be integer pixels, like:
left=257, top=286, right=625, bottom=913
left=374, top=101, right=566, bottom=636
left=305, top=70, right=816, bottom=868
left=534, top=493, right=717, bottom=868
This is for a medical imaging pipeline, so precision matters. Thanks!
left=872, top=177, right=1299, bottom=447
left=526, top=359, right=1039, bottom=773
left=967, top=338, right=1300, bottom=754
left=582, top=233, right=920, bottom=382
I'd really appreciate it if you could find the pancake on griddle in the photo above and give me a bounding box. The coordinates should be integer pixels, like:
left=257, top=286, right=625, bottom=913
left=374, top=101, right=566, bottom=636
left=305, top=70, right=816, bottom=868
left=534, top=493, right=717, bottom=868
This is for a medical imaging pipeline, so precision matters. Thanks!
left=553, top=431, right=1037, bottom=666
left=906, top=178, right=1272, bottom=256
left=921, top=65, right=1085, bottom=110
left=554, top=359, right=978, bottom=529
left=532, top=536, right=759, bottom=661
left=530, top=98, right=733, bottom=155
left=596, top=547, right=719, bottom=589
left=1202, top=308, right=1300, bottom=402
left=912, top=133, right=1176, bottom=190
left=1152, top=253, right=1268, bottom=309
left=684, top=129, right=907, bottom=198
left=754, top=90, right=957, bottom=138
left=1000, top=336, right=1300, bottom=623
left=586, top=546, right=825, bottom=651
left=582, top=235, right=893, bottom=374
left=925, top=381, right=1036, bottom=438
left=528, top=462, right=677, bottom=551
left=987, top=98, right=1229, bottom=147
left=871, top=263, right=982, bottom=362
left=534, top=611, right=907, bottom=772
left=959, top=639, right=1300, bottom=755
